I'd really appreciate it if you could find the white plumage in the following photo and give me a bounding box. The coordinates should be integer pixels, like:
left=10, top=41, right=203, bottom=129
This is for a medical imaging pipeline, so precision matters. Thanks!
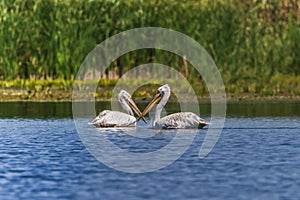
left=140, top=84, right=210, bottom=129
left=154, top=112, right=209, bottom=129
left=91, top=110, right=136, bottom=127
left=90, top=90, right=146, bottom=127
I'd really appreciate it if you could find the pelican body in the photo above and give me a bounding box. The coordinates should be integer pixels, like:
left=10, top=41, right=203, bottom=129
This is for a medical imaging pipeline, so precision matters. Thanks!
left=140, top=84, right=209, bottom=129
left=90, top=90, right=146, bottom=127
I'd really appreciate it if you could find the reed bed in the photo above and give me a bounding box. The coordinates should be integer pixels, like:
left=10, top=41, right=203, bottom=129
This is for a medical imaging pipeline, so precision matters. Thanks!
left=0, top=0, right=299, bottom=96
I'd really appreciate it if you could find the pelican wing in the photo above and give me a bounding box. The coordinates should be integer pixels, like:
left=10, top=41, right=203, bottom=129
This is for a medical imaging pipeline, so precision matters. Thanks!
left=91, top=110, right=136, bottom=127
left=156, top=112, right=209, bottom=129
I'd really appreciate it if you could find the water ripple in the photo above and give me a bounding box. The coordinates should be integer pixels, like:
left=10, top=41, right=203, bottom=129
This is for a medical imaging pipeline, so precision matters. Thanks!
left=0, top=117, right=300, bottom=199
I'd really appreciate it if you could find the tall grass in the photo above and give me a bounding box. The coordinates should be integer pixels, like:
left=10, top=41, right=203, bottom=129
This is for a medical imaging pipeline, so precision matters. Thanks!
left=0, top=0, right=299, bottom=87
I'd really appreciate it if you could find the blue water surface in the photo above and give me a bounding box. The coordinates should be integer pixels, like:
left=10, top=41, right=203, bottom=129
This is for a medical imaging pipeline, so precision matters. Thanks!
left=0, top=102, right=300, bottom=199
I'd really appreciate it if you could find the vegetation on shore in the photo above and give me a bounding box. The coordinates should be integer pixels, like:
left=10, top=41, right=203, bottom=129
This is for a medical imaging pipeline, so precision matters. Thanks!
left=0, top=77, right=299, bottom=102
left=0, top=0, right=299, bottom=101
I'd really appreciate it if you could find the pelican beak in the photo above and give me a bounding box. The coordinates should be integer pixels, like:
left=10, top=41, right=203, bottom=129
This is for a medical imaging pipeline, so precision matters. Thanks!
left=139, top=93, right=162, bottom=120
left=128, top=98, right=148, bottom=124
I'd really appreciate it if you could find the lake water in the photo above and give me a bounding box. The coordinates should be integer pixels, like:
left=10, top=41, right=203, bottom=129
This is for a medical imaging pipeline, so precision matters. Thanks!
left=0, top=102, right=300, bottom=199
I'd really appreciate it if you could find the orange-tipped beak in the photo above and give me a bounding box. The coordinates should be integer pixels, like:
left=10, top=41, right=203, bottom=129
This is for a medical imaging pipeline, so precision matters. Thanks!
left=128, top=98, right=147, bottom=124
left=138, top=93, right=162, bottom=121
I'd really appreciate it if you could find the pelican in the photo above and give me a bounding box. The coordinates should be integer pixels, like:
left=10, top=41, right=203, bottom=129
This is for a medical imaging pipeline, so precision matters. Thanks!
left=139, top=84, right=209, bottom=129
left=90, top=90, right=147, bottom=127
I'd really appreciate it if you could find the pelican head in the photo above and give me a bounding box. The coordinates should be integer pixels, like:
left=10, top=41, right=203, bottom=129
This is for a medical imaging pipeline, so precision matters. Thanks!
left=139, top=84, right=171, bottom=119
left=118, top=90, right=147, bottom=123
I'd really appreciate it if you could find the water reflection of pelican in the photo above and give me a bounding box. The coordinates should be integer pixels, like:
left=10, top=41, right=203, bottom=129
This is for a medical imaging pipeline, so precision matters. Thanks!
left=90, top=90, right=146, bottom=127
left=140, top=84, right=209, bottom=129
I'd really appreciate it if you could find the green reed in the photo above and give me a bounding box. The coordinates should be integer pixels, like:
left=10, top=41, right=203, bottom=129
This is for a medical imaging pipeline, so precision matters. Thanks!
left=0, top=0, right=299, bottom=94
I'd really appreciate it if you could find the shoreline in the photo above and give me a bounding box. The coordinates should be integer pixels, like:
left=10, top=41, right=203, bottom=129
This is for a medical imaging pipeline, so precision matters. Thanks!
left=0, top=88, right=299, bottom=103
